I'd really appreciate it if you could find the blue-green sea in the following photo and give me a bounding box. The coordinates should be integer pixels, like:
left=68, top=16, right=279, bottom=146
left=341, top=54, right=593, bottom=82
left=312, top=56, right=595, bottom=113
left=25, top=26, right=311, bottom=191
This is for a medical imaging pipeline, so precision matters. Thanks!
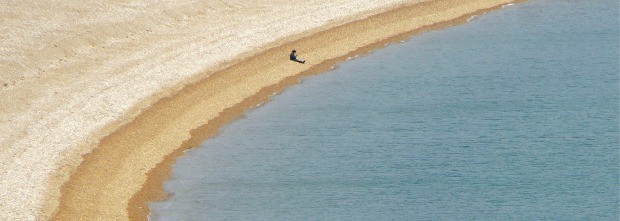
left=150, top=0, right=619, bottom=220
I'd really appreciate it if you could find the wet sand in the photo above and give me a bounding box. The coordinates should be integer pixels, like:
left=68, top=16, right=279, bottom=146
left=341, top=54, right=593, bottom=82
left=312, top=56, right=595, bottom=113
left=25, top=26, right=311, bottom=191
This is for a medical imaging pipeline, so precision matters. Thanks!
left=0, top=0, right=520, bottom=220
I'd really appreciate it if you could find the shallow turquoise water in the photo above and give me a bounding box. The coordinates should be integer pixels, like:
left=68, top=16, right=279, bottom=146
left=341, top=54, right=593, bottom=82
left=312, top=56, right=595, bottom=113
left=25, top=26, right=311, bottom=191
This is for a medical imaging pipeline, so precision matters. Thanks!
left=150, top=0, right=619, bottom=220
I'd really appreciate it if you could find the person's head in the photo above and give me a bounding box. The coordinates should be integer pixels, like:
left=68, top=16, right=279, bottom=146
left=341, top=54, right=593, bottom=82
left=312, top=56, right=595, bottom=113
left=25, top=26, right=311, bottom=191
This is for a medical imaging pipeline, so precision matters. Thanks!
left=292, top=50, right=296, bottom=53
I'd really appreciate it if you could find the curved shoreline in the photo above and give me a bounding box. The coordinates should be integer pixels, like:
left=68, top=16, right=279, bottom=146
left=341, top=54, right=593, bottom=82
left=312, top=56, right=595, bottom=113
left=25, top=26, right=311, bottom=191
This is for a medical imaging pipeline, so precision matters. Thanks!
left=1, top=1, right=411, bottom=220
left=51, top=0, right=522, bottom=220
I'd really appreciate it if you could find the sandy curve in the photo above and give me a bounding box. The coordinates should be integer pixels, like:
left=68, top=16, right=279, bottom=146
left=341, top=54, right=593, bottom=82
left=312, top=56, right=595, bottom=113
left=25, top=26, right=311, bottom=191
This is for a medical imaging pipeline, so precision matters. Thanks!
left=0, top=0, right=520, bottom=220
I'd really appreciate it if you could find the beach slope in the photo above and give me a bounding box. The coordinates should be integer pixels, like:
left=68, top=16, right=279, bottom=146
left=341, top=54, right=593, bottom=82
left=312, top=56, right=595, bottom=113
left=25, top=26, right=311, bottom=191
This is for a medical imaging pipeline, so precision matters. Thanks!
left=0, top=0, right=518, bottom=220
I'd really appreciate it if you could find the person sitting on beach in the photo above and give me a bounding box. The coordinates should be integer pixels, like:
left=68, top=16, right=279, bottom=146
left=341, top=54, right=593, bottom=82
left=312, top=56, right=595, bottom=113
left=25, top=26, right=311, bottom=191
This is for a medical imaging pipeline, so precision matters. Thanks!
left=290, top=50, right=305, bottom=64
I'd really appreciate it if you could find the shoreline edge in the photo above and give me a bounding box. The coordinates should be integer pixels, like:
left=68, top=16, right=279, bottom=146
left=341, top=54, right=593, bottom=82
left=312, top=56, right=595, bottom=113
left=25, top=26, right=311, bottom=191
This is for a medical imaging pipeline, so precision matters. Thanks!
left=51, top=0, right=523, bottom=220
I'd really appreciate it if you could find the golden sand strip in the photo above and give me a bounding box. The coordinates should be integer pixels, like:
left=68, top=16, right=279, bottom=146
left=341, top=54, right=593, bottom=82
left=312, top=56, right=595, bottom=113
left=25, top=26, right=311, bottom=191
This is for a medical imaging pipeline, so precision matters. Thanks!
left=1, top=1, right=412, bottom=220
left=51, top=0, right=520, bottom=220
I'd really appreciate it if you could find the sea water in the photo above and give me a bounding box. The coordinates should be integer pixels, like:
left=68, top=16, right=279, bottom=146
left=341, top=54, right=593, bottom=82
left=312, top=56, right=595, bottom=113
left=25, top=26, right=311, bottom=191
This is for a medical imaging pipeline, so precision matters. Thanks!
left=150, top=0, right=619, bottom=220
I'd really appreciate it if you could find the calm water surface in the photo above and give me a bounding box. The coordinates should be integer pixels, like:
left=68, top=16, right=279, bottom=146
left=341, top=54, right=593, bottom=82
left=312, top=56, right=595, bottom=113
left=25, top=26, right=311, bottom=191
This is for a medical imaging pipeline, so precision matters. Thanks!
left=150, top=0, right=619, bottom=220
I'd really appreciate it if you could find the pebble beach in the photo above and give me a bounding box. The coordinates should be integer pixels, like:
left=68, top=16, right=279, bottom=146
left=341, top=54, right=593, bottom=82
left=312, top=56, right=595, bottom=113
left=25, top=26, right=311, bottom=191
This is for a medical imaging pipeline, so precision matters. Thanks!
left=0, top=0, right=518, bottom=220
